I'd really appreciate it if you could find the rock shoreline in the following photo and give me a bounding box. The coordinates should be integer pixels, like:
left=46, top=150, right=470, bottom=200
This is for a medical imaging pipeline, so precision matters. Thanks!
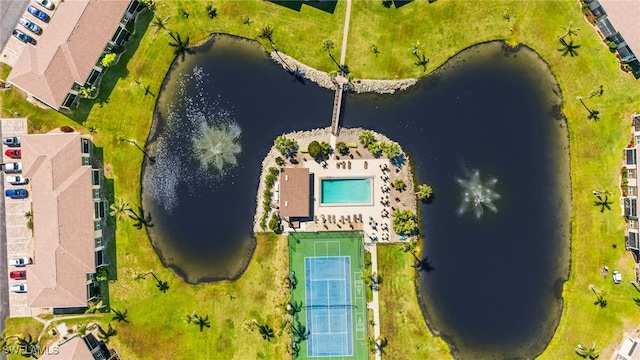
left=269, top=52, right=418, bottom=94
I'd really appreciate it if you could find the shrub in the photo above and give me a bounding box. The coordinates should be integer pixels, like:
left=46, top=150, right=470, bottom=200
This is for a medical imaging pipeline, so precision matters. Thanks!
left=60, top=125, right=74, bottom=133
left=607, top=41, right=618, bottom=52
left=101, top=53, right=117, bottom=67
left=269, top=213, right=281, bottom=233
left=336, top=142, right=350, bottom=155
left=95, top=267, right=109, bottom=282
left=308, top=140, right=322, bottom=159
left=275, top=157, right=285, bottom=166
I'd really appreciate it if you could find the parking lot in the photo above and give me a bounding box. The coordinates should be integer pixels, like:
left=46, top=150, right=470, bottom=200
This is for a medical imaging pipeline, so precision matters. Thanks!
left=0, top=0, right=54, bottom=67
left=1, top=118, right=32, bottom=317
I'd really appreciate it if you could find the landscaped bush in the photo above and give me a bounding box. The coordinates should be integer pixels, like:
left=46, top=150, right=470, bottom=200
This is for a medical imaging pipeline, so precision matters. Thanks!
left=275, top=157, right=285, bottom=166
left=336, top=142, right=349, bottom=155
left=268, top=213, right=281, bottom=233
left=101, top=53, right=117, bottom=68
left=60, top=125, right=74, bottom=133
left=95, top=266, right=109, bottom=282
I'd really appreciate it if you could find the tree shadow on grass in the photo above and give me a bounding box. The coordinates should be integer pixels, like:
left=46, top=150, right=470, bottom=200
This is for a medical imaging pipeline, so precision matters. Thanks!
left=69, top=10, right=154, bottom=124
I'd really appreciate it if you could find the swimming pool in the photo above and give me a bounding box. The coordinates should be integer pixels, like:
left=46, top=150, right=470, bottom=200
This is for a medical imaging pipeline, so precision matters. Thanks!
left=320, top=178, right=372, bottom=205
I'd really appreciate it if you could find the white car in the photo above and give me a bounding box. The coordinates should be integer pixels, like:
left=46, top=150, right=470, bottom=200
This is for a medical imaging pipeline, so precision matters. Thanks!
left=6, top=175, right=27, bottom=185
left=10, top=284, right=27, bottom=293
left=4, top=162, right=22, bottom=173
left=9, top=257, right=31, bottom=267
left=36, top=0, right=54, bottom=10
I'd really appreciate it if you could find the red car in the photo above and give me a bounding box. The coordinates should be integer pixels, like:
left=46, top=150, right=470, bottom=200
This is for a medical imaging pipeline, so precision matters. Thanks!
left=5, top=149, right=21, bottom=158
left=10, top=270, right=26, bottom=280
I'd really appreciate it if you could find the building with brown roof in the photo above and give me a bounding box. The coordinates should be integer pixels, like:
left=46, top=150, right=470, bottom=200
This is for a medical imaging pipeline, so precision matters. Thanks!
left=21, top=132, right=107, bottom=311
left=588, top=0, right=640, bottom=63
left=279, top=168, right=311, bottom=218
left=7, top=0, right=140, bottom=110
left=40, top=333, right=118, bottom=360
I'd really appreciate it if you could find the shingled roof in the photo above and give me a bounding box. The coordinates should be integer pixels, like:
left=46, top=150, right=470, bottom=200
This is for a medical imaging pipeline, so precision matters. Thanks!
left=599, top=0, right=640, bottom=60
left=22, top=133, right=96, bottom=309
left=7, top=0, right=131, bottom=109
left=279, top=168, right=310, bottom=218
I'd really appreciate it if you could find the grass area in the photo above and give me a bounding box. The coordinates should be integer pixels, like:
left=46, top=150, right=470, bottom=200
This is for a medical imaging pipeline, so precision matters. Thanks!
left=0, top=0, right=639, bottom=358
left=377, top=244, right=451, bottom=359
left=288, top=231, right=367, bottom=359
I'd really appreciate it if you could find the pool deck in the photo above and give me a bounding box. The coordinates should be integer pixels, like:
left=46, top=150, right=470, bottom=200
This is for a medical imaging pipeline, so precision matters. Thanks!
left=285, top=157, right=413, bottom=244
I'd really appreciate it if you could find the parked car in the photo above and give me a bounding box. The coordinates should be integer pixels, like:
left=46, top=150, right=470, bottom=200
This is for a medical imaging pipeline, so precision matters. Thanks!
left=3, top=162, right=22, bottom=173
left=9, top=257, right=31, bottom=267
left=10, top=284, right=27, bottom=293
left=5, top=149, right=21, bottom=158
left=27, top=5, right=49, bottom=22
left=5, top=189, right=27, bottom=199
left=12, top=29, right=35, bottom=44
left=18, top=18, right=41, bottom=35
left=10, top=270, right=26, bottom=280
left=6, top=175, right=27, bottom=185
left=36, top=0, right=54, bottom=10
left=2, top=137, right=20, bottom=146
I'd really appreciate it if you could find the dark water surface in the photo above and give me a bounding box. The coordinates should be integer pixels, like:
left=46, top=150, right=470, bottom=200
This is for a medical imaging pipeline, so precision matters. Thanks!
left=145, top=36, right=570, bottom=358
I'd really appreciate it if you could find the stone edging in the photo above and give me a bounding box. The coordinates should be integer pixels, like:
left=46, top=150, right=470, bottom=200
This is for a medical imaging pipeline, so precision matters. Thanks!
left=269, top=52, right=418, bottom=94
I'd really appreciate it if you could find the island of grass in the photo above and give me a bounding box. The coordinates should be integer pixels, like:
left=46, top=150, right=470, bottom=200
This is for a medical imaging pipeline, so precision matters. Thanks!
left=254, top=127, right=435, bottom=357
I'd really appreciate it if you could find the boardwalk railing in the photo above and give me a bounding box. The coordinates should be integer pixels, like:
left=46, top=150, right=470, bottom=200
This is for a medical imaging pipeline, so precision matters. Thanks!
left=331, top=83, right=344, bottom=136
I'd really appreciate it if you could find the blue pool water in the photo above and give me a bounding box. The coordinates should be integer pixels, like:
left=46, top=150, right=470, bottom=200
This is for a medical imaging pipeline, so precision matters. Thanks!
left=321, top=178, right=372, bottom=205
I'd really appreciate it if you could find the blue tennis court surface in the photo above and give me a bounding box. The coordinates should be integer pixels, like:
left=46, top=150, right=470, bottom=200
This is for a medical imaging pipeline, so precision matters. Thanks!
left=305, top=256, right=353, bottom=357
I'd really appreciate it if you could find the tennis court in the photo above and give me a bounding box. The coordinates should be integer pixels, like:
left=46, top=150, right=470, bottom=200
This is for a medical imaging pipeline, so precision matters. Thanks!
left=289, top=232, right=368, bottom=359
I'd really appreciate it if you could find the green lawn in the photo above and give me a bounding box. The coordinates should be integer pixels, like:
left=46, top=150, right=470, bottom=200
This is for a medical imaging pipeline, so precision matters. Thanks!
left=0, top=0, right=639, bottom=359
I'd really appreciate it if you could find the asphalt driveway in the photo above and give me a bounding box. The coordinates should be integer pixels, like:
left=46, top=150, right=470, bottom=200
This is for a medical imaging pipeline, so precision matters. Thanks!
left=0, top=0, right=30, bottom=55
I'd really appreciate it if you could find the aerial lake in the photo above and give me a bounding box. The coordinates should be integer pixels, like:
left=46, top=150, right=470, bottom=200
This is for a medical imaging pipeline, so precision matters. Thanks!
left=144, top=35, right=570, bottom=359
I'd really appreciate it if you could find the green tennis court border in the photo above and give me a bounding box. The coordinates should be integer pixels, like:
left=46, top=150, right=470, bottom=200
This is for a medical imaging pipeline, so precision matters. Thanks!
left=289, top=231, right=368, bottom=360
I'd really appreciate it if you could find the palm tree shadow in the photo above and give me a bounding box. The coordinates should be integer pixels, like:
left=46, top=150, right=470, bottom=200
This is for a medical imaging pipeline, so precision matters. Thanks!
left=412, top=252, right=435, bottom=272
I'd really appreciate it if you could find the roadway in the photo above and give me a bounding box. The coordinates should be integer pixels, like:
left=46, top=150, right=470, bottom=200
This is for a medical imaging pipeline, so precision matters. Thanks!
left=0, top=0, right=30, bottom=60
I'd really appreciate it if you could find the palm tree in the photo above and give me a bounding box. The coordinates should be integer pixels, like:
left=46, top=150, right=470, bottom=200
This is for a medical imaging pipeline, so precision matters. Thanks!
left=409, top=40, right=424, bottom=58
left=241, top=14, right=251, bottom=25
left=558, top=21, right=580, bottom=43
left=85, top=300, right=106, bottom=314
left=193, top=314, right=211, bottom=332
left=156, top=280, right=170, bottom=292
left=79, top=85, right=96, bottom=98
left=76, top=322, right=91, bottom=336
left=401, top=239, right=417, bottom=253
left=257, top=323, right=275, bottom=341
left=109, top=198, right=131, bottom=220
left=367, top=335, right=389, bottom=355
left=168, top=32, right=190, bottom=60
left=416, top=184, right=434, bottom=200
left=286, top=300, right=303, bottom=315
left=575, top=342, right=599, bottom=359
left=16, top=333, right=39, bottom=357
left=594, top=195, right=612, bottom=212
left=322, top=40, right=339, bottom=67
left=112, top=308, right=129, bottom=323
left=291, top=320, right=309, bottom=342
left=557, top=39, right=580, bottom=57
left=257, top=25, right=274, bottom=45
left=371, top=44, right=380, bottom=56
left=205, top=4, right=217, bottom=18
left=151, top=15, right=170, bottom=34
left=97, top=323, right=117, bottom=343
left=578, top=97, right=600, bottom=121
